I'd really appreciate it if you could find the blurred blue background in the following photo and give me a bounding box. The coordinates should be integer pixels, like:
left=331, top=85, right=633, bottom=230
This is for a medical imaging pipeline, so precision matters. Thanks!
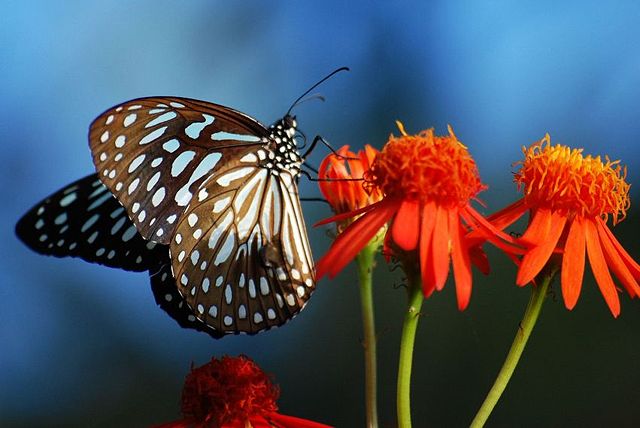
left=3, top=1, right=640, bottom=426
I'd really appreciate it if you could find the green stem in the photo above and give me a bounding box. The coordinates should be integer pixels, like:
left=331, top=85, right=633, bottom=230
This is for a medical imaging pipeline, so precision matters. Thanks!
left=470, top=273, right=554, bottom=428
left=355, top=243, right=379, bottom=428
left=397, top=266, right=424, bottom=428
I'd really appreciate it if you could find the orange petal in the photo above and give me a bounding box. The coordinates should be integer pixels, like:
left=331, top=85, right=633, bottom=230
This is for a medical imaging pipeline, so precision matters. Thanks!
left=431, top=205, right=451, bottom=291
left=466, top=199, right=527, bottom=243
left=314, top=199, right=382, bottom=226
left=392, top=200, right=420, bottom=251
left=450, top=210, right=472, bottom=310
left=486, top=198, right=529, bottom=229
left=464, top=205, right=526, bottom=255
left=316, top=198, right=400, bottom=279
left=264, top=412, right=333, bottom=428
left=469, top=245, right=490, bottom=275
left=516, top=210, right=567, bottom=286
left=598, top=217, right=640, bottom=280
left=596, top=220, right=640, bottom=297
left=520, top=207, right=553, bottom=244
left=561, top=217, right=586, bottom=310
left=420, top=201, right=438, bottom=297
left=585, top=219, right=620, bottom=317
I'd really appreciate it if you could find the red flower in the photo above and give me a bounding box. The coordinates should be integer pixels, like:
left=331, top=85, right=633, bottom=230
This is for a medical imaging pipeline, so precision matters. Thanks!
left=318, top=145, right=382, bottom=220
left=316, top=122, right=519, bottom=309
left=490, top=135, right=640, bottom=316
left=155, top=355, right=331, bottom=428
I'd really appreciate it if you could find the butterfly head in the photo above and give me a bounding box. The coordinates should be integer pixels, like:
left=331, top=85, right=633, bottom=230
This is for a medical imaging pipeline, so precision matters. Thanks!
left=269, top=114, right=298, bottom=145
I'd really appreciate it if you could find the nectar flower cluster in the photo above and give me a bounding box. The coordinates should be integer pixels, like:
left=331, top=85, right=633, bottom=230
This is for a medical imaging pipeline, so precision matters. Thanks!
left=493, top=136, right=640, bottom=316
left=317, top=122, right=516, bottom=309
left=156, top=355, right=331, bottom=428
left=366, top=123, right=485, bottom=207
left=318, top=145, right=382, bottom=223
left=515, top=135, right=630, bottom=223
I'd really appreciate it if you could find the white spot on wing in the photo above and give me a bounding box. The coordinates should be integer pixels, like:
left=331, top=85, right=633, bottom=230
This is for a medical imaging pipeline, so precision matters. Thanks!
left=211, top=131, right=260, bottom=142
left=59, top=193, right=77, bottom=207
left=188, top=213, right=198, bottom=227
left=128, top=154, right=146, bottom=173
left=122, top=225, right=137, bottom=242
left=145, top=111, right=177, bottom=128
left=123, top=113, right=137, bottom=127
left=214, top=230, right=235, bottom=265
left=213, top=196, right=231, bottom=213
left=209, top=305, right=218, bottom=317
left=152, top=187, right=166, bottom=207
left=216, top=167, right=254, bottom=187
left=139, top=126, right=168, bottom=145
left=147, top=171, right=161, bottom=191
left=171, top=150, right=196, bottom=177
left=185, top=114, right=215, bottom=139
left=162, top=138, right=180, bottom=153
left=240, top=153, right=258, bottom=163
left=174, top=152, right=222, bottom=206
left=128, top=178, right=140, bottom=194
left=81, top=214, right=99, bottom=232
left=207, top=212, right=233, bottom=250
left=225, top=284, right=233, bottom=304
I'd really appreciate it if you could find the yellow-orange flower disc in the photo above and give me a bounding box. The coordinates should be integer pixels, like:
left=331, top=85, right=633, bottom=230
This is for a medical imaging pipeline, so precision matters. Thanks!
left=515, top=135, right=630, bottom=224
left=365, top=122, right=486, bottom=208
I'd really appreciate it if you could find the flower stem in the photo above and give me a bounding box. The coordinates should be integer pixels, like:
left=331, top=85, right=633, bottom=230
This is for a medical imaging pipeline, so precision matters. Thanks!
left=356, top=243, right=379, bottom=428
left=470, top=273, right=554, bottom=428
left=397, top=266, right=424, bottom=428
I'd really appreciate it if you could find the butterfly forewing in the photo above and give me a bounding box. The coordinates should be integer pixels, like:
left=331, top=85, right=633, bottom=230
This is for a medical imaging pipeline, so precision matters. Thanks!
left=16, top=174, right=164, bottom=271
left=88, top=97, right=270, bottom=244
left=170, top=162, right=316, bottom=334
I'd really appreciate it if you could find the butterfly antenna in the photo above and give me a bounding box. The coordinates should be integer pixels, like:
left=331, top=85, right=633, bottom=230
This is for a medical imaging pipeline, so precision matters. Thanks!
left=286, top=67, right=349, bottom=116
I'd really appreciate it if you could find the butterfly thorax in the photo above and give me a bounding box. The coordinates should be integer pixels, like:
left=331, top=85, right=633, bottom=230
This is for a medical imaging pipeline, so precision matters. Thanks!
left=261, top=115, right=302, bottom=178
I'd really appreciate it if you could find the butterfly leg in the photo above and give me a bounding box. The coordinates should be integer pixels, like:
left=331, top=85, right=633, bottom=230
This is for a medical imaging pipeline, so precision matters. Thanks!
left=301, top=135, right=358, bottom=160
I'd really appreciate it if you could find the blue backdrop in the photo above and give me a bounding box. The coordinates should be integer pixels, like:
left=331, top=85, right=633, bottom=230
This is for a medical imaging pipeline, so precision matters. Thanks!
left=3, top=1, right=640, bottom=426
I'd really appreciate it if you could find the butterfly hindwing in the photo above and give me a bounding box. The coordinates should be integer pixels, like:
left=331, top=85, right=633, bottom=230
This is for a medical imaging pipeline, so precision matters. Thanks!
left=16, top=174, right=164, bottom=272
left=149, top=256, right=225, bottom=339
left=88, top=97, right=270, bottom=244
left=170, top=161, right=316, bottom=334
left=16, top=173, right=225, bottom=336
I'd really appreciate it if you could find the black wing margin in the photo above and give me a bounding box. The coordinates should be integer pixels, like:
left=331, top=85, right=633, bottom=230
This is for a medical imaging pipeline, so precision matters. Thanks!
left=16, top=174, right=164, bottom=271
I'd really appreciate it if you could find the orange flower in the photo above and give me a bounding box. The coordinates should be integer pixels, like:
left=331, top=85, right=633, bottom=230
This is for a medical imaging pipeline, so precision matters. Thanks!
left=318, top=145, right=382, bottom=219
left=316, top=122, right=518, bottom=310
left=491, top=135, right=640, bottom=317
left=155, top=355, right=331, bottom=428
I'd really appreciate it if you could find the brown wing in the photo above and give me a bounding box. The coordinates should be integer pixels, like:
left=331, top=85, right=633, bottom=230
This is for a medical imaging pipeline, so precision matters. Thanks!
left=88, top=96, right=269, bottom=244
left=169, top=160, right=316, bottom=335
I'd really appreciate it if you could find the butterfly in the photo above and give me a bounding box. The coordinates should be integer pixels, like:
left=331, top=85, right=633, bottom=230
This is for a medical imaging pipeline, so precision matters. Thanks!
left=16, top=68, right=348, bottom=336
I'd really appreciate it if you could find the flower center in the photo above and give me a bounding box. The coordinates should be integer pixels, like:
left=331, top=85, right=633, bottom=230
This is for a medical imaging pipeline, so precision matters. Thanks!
left=181, top=356, right=279, bottom=425
left=515, top=135, right=630, bottom=223
left=364, top=122, right=486, bottom=207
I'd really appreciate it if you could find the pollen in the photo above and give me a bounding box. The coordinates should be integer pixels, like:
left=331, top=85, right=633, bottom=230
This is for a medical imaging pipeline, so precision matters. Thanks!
left=515, top=135, right=631, bottom=223
left=365, top=121, right=486, bottom=207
